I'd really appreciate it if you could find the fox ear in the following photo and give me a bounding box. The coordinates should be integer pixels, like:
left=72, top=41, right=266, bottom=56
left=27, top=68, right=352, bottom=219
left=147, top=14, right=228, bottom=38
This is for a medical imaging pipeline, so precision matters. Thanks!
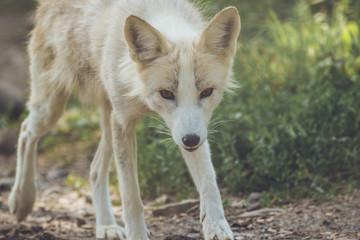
left=124, top=15, right=169, bottom=64
left=198, top=7, right=241, bottom=58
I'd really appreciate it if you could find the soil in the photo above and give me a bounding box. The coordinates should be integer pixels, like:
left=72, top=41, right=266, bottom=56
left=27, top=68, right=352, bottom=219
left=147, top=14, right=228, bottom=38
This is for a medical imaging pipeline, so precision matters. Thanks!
left=0, top=150, right=360, bottom=240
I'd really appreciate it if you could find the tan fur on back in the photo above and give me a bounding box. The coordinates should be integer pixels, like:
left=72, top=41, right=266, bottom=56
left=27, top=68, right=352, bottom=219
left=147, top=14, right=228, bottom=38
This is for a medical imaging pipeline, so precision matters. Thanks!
left=29, top=0, right=103, bottom=106
left=28, top=0, right=210, bottom=107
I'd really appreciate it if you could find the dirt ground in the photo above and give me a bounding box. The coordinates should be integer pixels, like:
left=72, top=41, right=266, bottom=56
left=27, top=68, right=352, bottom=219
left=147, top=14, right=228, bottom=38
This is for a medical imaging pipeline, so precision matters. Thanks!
left=0, top=150, right=360, bottom=240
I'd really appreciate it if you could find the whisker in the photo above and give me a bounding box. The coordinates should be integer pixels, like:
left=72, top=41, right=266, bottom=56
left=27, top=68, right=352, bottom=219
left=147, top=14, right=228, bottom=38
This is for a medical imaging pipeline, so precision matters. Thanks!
left=160, top=137, right=177, bottom=150
left=208, top=116, right=231, bottom=133
left=144, top=114, right=173, bottom=140
left=156, top=131, right=172, bottom=137
left=207, top=137, right=216, bottom=144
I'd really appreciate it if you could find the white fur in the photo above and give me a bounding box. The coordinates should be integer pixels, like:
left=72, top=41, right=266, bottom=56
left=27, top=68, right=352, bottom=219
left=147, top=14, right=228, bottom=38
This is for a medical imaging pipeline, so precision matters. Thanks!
left=9, top=0, right=240, bottom=239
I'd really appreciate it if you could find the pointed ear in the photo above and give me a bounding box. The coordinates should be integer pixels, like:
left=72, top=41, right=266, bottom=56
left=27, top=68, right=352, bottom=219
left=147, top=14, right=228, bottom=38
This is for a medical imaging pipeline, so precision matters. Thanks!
left=124, top=15, right=169, bottom=64
left=198, top=7, right=241, bottom=58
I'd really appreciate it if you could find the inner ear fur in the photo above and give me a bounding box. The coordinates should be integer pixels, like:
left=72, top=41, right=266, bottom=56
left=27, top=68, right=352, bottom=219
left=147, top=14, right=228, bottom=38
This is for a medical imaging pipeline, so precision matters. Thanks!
left=198, top=7, right=241, bottom=58
left=124, top=15, right=169, bottom=64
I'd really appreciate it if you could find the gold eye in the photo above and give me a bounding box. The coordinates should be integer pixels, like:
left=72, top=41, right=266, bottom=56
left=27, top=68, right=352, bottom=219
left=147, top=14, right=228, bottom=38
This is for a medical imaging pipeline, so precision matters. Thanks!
left=200, top=88, right=214, bottom=99
left=160, top=90, right=175, bottom=100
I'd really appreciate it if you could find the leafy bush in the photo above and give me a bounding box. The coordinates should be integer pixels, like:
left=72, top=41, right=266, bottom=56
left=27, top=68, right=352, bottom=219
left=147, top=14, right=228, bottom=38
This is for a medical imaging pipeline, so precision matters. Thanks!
left=211, top=0, right=360, bottom=203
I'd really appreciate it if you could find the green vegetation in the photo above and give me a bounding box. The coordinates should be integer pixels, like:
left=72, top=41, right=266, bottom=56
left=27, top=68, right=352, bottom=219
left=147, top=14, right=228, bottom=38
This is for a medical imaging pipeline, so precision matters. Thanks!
left=210, top=0, right=360, bottom=203
left=64, top=174, right=87, bottom=193
left=40, top=105, right=100, bottom=149
left=2, top=0, right=359, bottom=205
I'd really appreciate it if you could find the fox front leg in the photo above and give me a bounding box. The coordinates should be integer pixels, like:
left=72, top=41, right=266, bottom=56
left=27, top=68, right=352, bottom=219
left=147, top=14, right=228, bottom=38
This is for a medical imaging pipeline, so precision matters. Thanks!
left=181, top=141, right=234, bottom=240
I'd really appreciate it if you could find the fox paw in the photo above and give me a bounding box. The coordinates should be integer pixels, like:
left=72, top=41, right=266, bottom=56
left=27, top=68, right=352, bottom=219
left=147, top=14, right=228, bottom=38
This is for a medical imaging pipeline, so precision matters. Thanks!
left=126, top=229, right=151, bottom=240
left=8, top=186, right=36, bottom=223
left=203, top=219, right=234, bottom=240
left=96, top=225, right=126, bottom=240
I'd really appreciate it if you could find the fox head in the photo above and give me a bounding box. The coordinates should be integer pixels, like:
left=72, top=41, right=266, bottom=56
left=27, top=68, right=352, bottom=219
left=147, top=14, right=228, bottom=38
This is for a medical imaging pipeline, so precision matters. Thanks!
left=124, top=7, right=241, bottom=152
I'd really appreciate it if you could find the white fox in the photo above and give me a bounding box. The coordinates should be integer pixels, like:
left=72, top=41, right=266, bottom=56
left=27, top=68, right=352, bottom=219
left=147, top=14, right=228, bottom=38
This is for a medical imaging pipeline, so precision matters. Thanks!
left=8, top=0, right=241, bottom=239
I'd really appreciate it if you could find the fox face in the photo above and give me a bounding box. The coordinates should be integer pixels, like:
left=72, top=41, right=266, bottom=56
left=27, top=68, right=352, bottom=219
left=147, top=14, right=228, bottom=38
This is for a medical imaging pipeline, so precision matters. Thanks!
left=124, top=7, right=241, bottom=151
left=136, top=47, right=228, bottom=151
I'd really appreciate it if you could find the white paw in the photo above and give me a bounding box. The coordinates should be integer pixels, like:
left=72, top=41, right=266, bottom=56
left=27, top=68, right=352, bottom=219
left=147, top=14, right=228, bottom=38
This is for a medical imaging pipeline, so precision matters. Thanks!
left=124, top=216, right=151, bottom=240
left=96, top=224, right=127, bottom=240
left=126, top=233, right=150, bottom=240
left=8, top=186, right=36, bottom=223
left=203, top=218, right=234, bottom=240
left=126, top=228, right=151, bottom=240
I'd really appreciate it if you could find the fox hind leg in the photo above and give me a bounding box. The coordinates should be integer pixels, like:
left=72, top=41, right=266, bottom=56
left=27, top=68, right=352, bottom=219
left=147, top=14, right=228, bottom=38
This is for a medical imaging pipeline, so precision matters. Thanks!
left=8, top=87, right=69, bottom=222
left=8, top=41, right=72, bottom=221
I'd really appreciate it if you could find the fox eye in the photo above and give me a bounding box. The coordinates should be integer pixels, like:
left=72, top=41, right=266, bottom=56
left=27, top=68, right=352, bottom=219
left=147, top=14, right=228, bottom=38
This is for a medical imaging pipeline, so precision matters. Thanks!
left=160, top=90, right=175, bottom=100
left=200, top=88, right=214, bottom=99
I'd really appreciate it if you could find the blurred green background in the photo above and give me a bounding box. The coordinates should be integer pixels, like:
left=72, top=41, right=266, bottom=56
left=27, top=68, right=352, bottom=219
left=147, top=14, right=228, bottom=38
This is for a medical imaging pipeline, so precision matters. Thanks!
left=0, top=0, right=359, bottom=205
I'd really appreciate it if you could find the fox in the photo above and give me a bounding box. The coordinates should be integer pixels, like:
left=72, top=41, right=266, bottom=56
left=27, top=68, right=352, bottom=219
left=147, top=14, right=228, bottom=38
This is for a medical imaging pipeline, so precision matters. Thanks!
left=8, top=0, right=241, bottom=239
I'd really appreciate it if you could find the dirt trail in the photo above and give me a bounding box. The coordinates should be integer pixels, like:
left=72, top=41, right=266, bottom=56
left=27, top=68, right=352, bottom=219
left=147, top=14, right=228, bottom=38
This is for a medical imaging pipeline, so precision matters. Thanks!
left=0, top=151, right=359, bottom=240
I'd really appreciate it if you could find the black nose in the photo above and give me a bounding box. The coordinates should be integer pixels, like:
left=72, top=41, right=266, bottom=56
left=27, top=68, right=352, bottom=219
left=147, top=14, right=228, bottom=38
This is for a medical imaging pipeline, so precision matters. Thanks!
left=182, top=134, right=200, bottom=148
